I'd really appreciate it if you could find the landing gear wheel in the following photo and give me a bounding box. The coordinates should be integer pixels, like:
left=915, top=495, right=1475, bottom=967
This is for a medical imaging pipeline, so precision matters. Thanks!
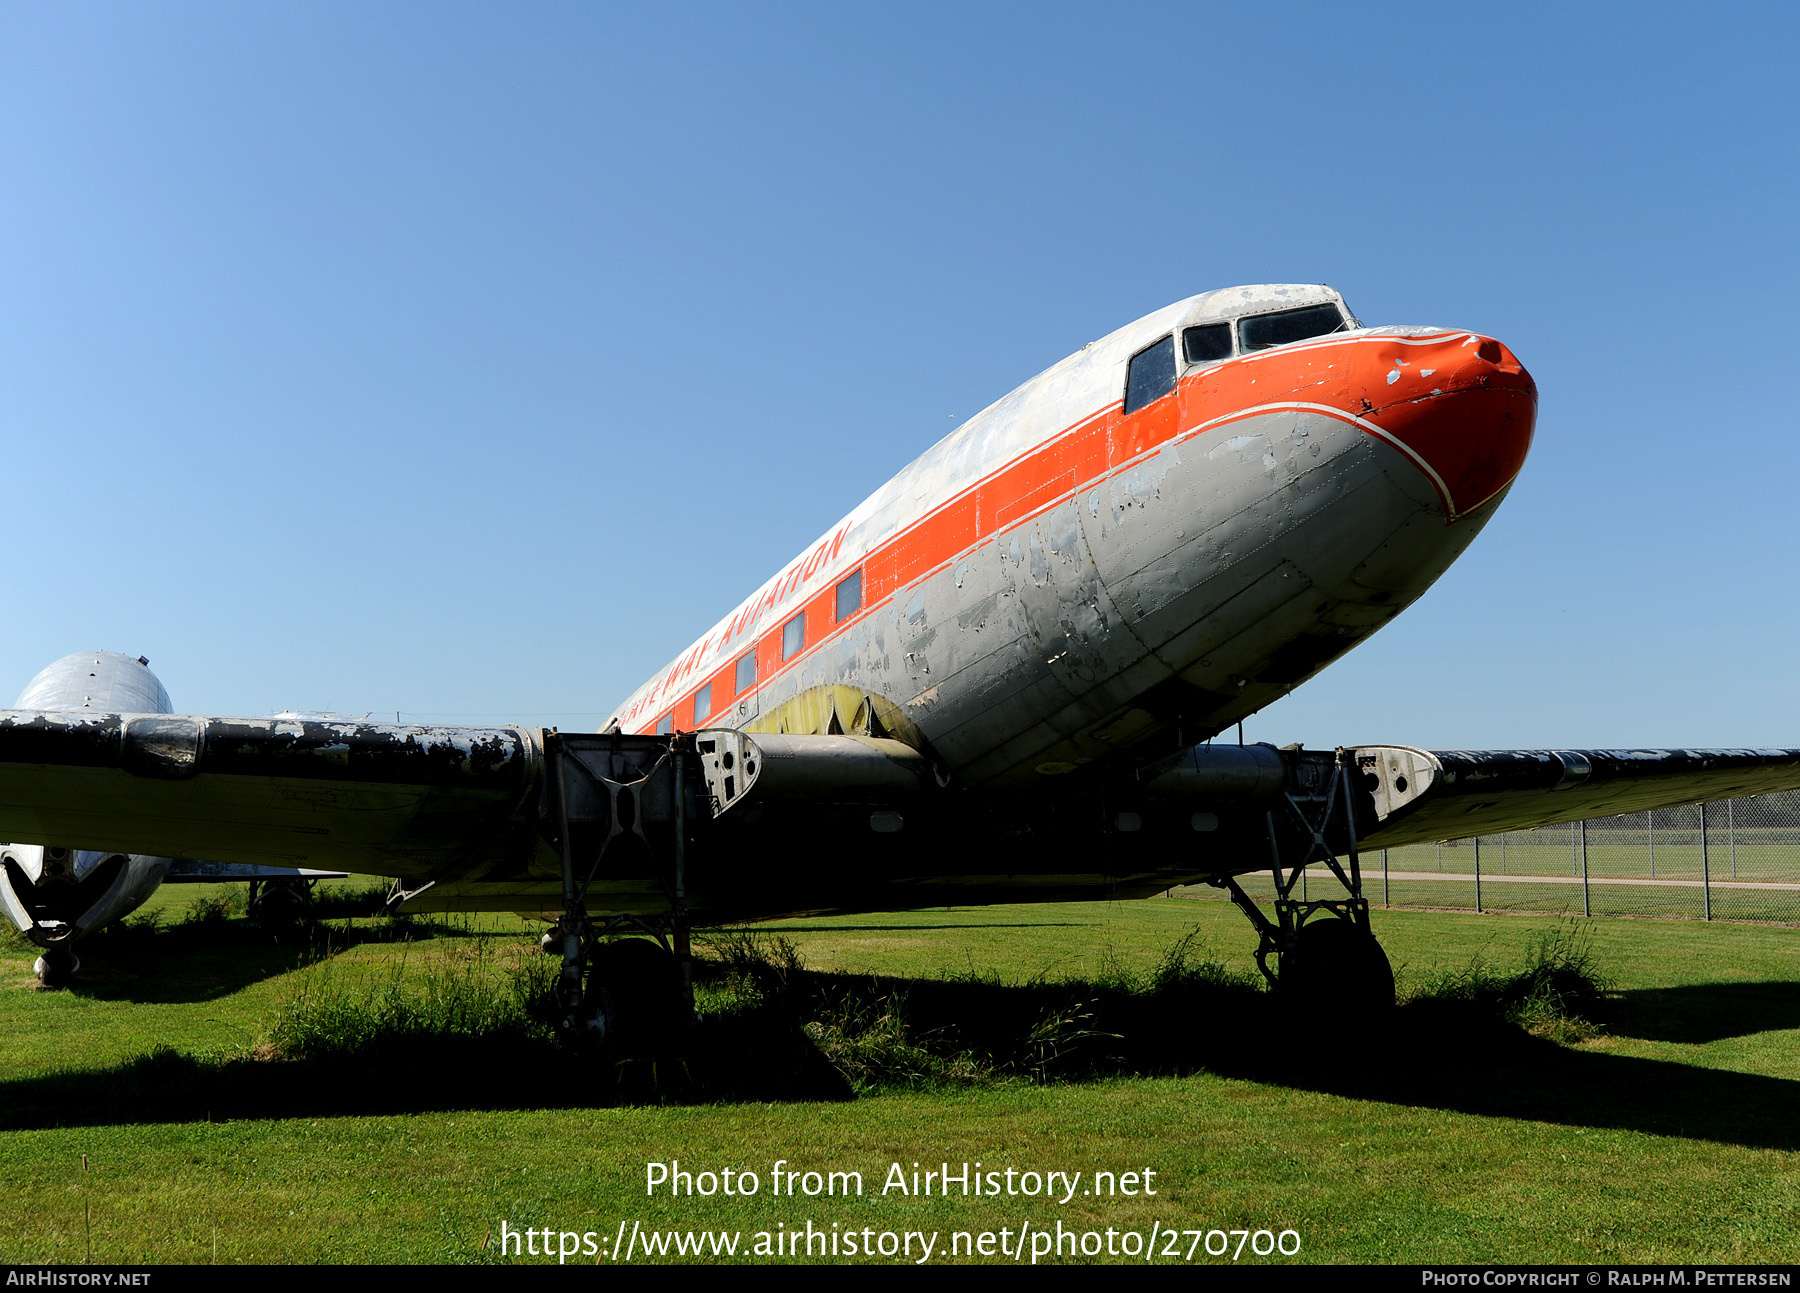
left=33, top=947, right=79, bottom=988
left=248, top=877, right=314, bottom=928
left=591, top=938, right=688, bottom=1057
left=1279, top=917, right=1394, bottom=1012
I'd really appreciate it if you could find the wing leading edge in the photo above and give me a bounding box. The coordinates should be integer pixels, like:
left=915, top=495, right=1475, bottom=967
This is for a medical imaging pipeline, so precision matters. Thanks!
left=0, top=710, right=545, bottom=879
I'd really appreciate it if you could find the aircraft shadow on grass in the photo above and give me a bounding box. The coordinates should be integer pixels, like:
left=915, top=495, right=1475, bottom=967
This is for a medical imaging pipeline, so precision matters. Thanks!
left=4, top=962, right=1800, bottom=1151
left=44, top=916, right=469, bottom=1005
left=1263, top=1008, right=1800, bottom=1154
left=1611, top=982, right=1800, bottom=1044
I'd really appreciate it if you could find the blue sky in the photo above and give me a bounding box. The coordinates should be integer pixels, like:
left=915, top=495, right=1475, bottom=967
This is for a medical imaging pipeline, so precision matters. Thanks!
left=2, top=3, right=1796, bottom=748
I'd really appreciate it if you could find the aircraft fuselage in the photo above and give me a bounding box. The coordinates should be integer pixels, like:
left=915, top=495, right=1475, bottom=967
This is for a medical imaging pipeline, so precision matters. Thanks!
left=613, top=286, right=1536, bottom=795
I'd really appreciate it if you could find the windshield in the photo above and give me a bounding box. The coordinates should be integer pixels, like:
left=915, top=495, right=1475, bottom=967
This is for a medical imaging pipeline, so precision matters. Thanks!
left=1237, top=303, right=1346, bottom=352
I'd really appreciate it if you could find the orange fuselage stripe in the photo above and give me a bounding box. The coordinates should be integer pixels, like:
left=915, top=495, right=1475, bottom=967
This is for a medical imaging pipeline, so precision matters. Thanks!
left=627, top=332, right=1478, bottom=733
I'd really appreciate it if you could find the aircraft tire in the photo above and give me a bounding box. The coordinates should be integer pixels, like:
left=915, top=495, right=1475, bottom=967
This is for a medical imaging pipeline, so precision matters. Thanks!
left=248, top=877, right=314, bottom=928
left=1278, top=917, right=1394, bottom=1012
left=590, top=937, right=687, bottom=1056
left=33, top=947, right=79, bottom=988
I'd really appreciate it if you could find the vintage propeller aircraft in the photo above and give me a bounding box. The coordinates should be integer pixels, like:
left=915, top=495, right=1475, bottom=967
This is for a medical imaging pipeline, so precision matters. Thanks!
left=2, top=284, right=1795, bottom=1024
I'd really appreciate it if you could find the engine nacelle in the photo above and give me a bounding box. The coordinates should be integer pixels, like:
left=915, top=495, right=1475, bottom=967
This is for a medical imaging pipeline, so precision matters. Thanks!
left=0, top=843, right=172, bottom=948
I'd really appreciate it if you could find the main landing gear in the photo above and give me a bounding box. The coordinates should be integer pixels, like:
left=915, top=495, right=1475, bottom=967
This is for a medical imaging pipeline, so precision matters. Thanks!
left=246, top=876, right=317, bottom=926
left=545, top=732, right=697, bottom=1068
left=1209, top=748, right=1395, bottom=1012
left=543, top=914, right=690, bottom=1053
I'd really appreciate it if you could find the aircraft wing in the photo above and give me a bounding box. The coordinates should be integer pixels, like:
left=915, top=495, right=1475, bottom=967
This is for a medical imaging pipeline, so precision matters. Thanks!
left=1355, top=746, right=1800, bottom=848
left=0, top=710, right=545, bottom=880
left=4, top=708, right=1800, bottom=907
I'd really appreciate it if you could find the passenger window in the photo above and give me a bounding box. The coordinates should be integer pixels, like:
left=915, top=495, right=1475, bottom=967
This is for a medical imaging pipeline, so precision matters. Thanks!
left=655, top=712, right=673, bottom=736
left=836, top=569, right=863, bottom=622
left=735, top=652, right=756, bottom=694
left=782, top=612, right=806, bottom=661
left=1123, top=336, right=1176, bottom=415
left=1238, top=303, right=1346, bottom=352
left=1182, top=322, right=1232, bottom=363
left=693, top=683, right=712, bottom=724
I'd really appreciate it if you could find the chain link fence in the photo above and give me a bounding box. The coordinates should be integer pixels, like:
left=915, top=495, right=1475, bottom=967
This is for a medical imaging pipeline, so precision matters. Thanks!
left=1184, top=791, right=1800, bottom=924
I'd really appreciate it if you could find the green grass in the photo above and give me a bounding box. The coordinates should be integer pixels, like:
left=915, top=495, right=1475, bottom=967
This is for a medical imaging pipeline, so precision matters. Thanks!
left=0, top=897, right=1797, bottom=1264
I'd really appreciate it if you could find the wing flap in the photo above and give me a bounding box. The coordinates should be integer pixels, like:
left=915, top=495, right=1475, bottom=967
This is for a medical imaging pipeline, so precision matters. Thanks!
left=1357, top=746, right=1800, bottom=847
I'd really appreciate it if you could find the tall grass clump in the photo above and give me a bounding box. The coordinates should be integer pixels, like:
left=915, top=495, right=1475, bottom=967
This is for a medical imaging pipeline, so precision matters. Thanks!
left=695, top=932, right=988, bottom=1093
left=687, top=925, right=1273, bottom=1094
left=1148, top=926, right=1266, bottom=996
left=701, top=930, right=806, bottom=1008
left=306, top=879, right=399, bottom=920
left=184, top=888, right=246, bottom=926
left=266, top=942, right=558, bottom=1061
left=803, top=989, right=990, bottom=1092
left=1406, top=921, right=1611, bottom=1042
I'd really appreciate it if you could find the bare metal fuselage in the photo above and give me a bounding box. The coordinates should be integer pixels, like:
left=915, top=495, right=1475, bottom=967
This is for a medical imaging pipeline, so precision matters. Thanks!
left=614, top=285, right=1533, bottom=797
left=547, top=285, right=1539, bottom=916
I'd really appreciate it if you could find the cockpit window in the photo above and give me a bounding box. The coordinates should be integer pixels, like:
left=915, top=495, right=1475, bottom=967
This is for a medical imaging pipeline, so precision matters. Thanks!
left=1238, top=303, right=1346, bottom=352
left=1182, top=323, right=1232, bottom=363
left=1123, top=335, right=1176, bottom=414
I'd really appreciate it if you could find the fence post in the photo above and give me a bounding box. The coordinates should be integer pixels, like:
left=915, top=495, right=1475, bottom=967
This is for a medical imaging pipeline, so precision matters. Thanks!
left=1501, top=833, right=1507, bottom=874
left=1700, top=801, right=1712, bottom=921
left=1572, top=821, right=1578, bottom=876
left=1728, top=798, right=1737, bottom=878
left=1474, top=836, right=1483, bottom=913
left=1648, top=809, right=1655, bottom=877
left=1382, top=847, right=1389, bottom=908
left=1580, top=818, right=1591, bottom=918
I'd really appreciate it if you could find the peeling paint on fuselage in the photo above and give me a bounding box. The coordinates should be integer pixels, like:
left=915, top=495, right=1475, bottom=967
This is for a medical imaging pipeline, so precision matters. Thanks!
left=615, top=284, right=1536, bottom=790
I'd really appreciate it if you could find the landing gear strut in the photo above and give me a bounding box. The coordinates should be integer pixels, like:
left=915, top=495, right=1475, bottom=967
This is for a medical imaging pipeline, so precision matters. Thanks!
left=548, top=732, right=697, bottom=1049
left=1209, top=748, right=1394, bottom=1010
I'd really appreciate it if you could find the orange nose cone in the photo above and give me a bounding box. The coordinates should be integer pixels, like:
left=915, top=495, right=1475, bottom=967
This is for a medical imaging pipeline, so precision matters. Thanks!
left=1364, top=336, right=1537, bottom=521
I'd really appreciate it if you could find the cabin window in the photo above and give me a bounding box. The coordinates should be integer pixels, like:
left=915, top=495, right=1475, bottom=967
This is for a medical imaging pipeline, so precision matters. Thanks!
left=693, top=683, right=712, bottom=724
left=655, top=712, right=673, bottom=736
left=1123, top=335, right=1177, bottom=415
left=735, top=651, right=756, bottom=694
left=1182, top=322, right=1232, bottom=363
left=782, top=612, right=806, bottom=661
left=1237, top=303, right=1345, bottom=352
left=836, top=568, right=863, bottom=622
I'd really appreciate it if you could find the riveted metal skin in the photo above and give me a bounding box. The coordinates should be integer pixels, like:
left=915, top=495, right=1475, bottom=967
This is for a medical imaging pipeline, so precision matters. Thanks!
left=612, top=286, right=1534, bottom=802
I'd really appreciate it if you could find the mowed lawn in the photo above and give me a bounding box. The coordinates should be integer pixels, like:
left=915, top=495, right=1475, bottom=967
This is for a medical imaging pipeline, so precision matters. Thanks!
left=0, top=889, right=1797, bottom=1265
